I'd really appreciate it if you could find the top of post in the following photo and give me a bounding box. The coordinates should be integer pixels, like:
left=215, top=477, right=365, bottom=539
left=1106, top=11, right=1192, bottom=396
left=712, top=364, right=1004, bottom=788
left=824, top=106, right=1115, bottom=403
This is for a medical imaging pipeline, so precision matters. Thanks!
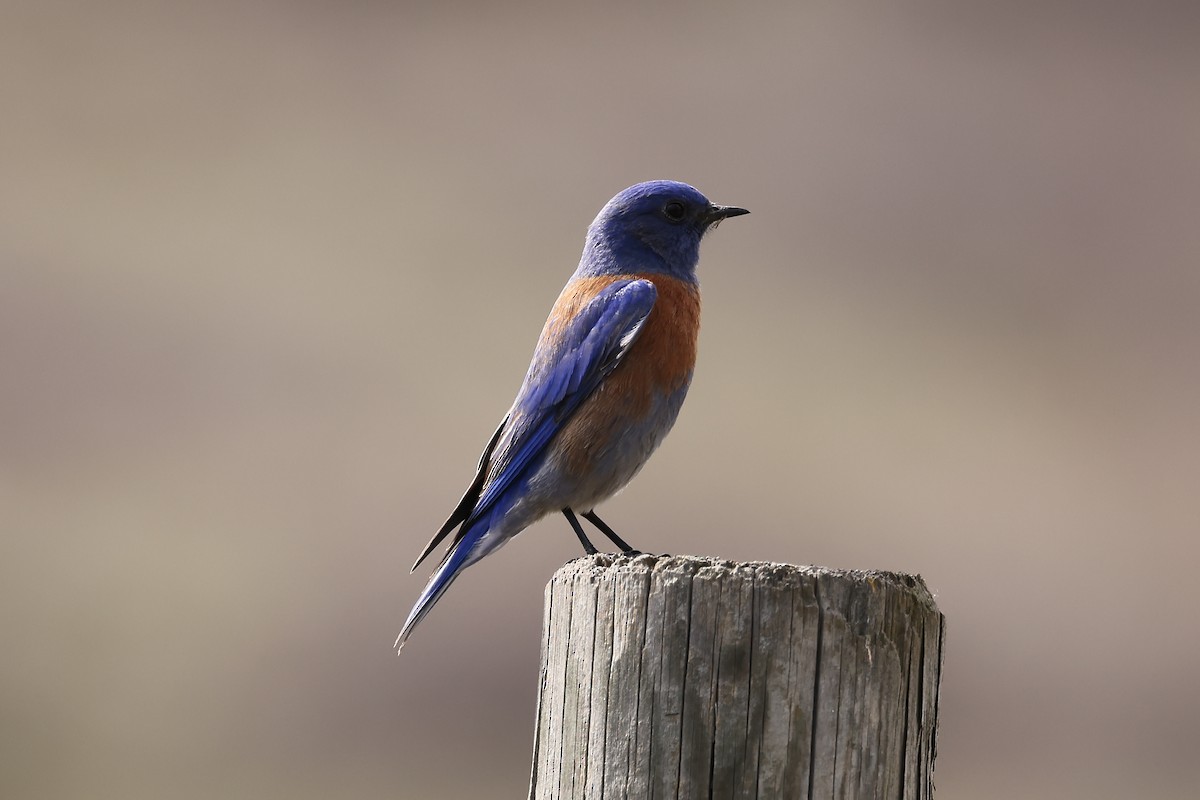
left=551, top=553, right=939, bottom=613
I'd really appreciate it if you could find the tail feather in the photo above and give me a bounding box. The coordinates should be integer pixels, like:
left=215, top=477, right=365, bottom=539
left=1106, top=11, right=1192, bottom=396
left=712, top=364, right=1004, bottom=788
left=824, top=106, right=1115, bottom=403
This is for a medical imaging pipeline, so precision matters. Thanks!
left=396, top=517, right=488, bottom=652
left=411, top=415, right=510, bottom=573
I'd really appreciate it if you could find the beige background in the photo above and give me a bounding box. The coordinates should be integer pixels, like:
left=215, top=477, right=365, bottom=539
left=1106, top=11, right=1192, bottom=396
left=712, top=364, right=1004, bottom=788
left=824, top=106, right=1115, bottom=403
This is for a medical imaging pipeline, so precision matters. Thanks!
left=3, top=2, right=1198, bottom=798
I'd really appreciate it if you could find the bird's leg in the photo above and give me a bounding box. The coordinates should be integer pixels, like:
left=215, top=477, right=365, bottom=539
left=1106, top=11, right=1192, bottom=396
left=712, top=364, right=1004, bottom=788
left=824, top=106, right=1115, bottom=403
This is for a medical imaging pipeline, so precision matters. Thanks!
left=582, top=510, right=641, bottom=556
left=562, top=509, right=599, bottom=555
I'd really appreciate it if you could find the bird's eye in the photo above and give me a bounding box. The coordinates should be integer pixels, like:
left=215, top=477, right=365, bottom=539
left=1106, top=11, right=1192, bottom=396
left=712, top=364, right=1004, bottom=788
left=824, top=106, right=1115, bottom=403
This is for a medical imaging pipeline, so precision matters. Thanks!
left=662, top=201, right=686, bottom=222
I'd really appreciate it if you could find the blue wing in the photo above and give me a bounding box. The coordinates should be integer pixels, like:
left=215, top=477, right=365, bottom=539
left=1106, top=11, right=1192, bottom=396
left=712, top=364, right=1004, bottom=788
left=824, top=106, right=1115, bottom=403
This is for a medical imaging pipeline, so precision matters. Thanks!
left=475, top=278, right=657, bottom=516
left=410, top=278, right=657, bottom=571
left=397, top=278, right=657, bottom=649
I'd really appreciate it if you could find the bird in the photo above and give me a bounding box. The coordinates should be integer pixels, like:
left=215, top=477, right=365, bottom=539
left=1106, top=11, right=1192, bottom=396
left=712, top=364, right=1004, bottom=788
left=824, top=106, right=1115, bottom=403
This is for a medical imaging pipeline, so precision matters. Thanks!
left=396, top=180, right=748, bottom=651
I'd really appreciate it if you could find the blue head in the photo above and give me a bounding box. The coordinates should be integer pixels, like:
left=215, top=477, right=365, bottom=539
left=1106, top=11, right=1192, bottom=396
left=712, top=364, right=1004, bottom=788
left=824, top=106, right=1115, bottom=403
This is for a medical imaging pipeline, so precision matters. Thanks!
left=576, top=180, right=748, bottom=282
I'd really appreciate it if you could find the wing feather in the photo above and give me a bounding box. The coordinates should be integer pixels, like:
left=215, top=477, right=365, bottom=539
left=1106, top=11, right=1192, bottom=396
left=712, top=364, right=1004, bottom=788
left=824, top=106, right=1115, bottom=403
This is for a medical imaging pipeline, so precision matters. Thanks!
left=411, top=277, right=657, bottom=568
left=409, top=414, right=508, bottom=572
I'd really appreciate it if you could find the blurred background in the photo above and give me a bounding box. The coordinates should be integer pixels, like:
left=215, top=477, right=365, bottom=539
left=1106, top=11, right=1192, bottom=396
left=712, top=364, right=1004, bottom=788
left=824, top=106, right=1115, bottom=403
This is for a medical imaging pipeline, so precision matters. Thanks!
left=3, top=1, right=1198, bottom=798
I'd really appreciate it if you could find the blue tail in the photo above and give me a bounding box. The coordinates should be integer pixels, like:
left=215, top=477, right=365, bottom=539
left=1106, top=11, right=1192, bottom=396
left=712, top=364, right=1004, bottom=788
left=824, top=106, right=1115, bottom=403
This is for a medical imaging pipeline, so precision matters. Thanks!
left=395, top=515, right=489, bottom=652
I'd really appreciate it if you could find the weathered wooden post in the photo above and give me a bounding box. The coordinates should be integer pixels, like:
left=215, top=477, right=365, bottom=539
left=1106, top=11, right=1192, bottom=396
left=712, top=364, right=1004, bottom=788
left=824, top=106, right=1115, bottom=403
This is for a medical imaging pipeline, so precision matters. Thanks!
left=528, top=554, right=944, bottom=799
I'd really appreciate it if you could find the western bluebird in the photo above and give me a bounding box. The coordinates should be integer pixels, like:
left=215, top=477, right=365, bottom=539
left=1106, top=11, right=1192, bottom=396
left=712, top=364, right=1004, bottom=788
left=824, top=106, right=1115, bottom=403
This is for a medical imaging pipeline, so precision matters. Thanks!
left=396, top=180, right=747, bottom=650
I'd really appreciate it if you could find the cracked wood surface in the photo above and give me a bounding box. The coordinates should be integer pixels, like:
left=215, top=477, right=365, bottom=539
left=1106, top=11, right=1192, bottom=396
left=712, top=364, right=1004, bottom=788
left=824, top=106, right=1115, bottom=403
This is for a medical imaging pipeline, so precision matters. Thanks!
left=529, top=554, right=944, bottom=799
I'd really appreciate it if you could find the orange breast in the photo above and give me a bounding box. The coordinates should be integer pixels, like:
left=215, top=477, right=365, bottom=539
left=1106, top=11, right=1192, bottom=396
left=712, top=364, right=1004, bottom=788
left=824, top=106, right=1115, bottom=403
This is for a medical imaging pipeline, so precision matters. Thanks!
left=541, top=272, right=700, bottom=409
left=607, top=272, right=700, bottom=411
left=548, top=273, right=701, bottom=476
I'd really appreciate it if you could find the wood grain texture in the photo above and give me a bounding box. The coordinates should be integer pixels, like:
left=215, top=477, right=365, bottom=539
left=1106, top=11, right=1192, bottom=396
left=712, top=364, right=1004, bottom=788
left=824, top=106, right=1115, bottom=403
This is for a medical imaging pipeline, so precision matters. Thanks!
left=528, top=555, right=945, bottom=799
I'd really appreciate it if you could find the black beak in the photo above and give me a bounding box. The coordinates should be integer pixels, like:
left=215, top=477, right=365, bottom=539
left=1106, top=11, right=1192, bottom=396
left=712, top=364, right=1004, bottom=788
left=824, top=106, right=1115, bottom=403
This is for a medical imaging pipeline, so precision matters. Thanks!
left=705, top=204, right=750, bottom=225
